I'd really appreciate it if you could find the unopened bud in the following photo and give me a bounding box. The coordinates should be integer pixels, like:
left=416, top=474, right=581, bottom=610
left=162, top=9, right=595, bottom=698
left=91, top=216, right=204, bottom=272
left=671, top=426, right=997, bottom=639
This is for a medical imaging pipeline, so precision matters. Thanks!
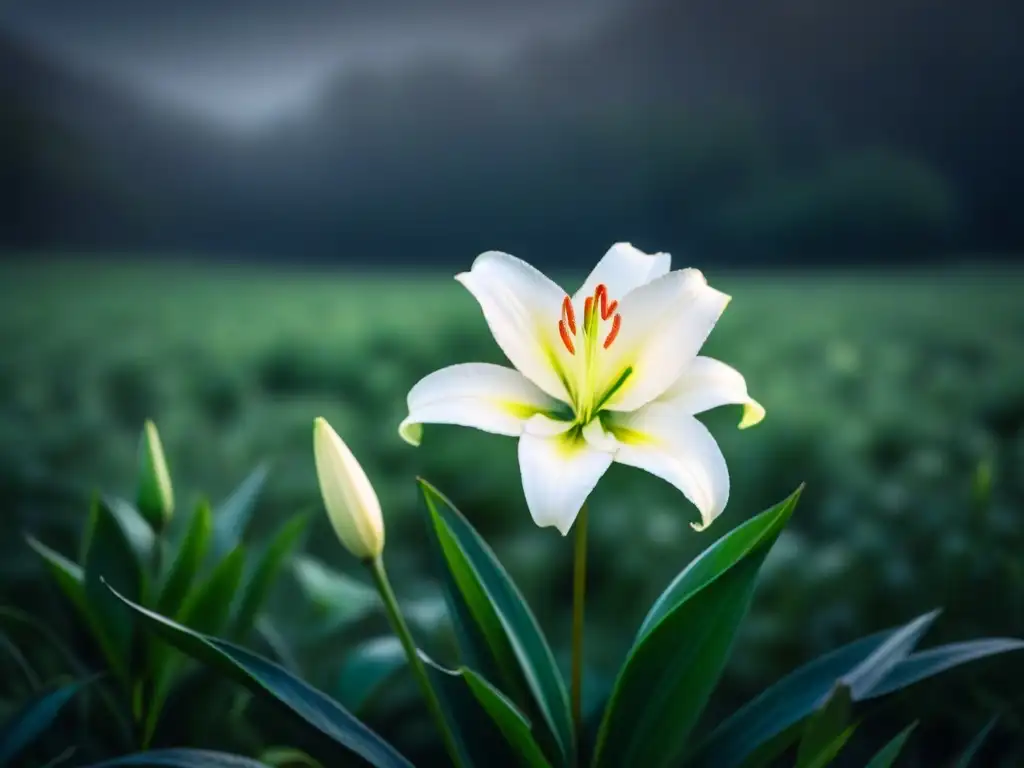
left=137, top=419, right=174, bottom=531
left=313, top=417, right=385, bottom=560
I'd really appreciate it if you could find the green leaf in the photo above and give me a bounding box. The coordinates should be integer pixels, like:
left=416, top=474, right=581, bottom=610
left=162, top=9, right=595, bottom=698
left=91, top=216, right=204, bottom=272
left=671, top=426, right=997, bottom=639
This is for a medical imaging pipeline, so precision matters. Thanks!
left=25, top=536, right=88, bottom=621
left=82, top=749, right=271, bottom=767
left=687, top=628, right=892, bottom=768
left=864, top=639, right=1024, bottom=699
left=136, top=420, right=175, bottom=532
left=421, top=654, right=552, bottom=768
left=736, top=719, right=805, bottom=768
left=292, top=556, right=379, bottom=632
left=179, top=546, right=247, bottom=636
left=335, top=637, right=406, bottom=713
left=462, top=668, right=552, bottom=768
left=157, top=501, right=213, bottom=618
left=145, top=547, right=248, bottom=743
left=593, top=486, right=803, bottom=768
left=211, top=464, right=270, bottom=559
left=864, top=722, right=918, bottom=768
left=230, top=513, right=310, bottom=642
left=838, top=610, right=940, bottom=699
left=419, top=479, right=572, bottom=766
left=107, top=496, right=158, bottom=565
left=795, top=684, right=853, bottom=768
left=799, top=725, right=856, bottom=768
left=104, top=582, right=413, bottom=768
left=634, top=492, right=802, bottom=644
left=0, top=679, right=91, bottom=764
left=260, top=747, right=325, bottom=768
left=84, top=496, right=146, bottom=686
left=955, top=715, right=999, bottom=768
left=687, top=615, right=1021, bottom=768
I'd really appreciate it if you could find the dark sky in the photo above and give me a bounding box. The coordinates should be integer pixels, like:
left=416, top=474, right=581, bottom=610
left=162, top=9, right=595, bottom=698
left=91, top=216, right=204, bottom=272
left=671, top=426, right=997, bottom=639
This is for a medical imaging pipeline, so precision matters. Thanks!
left=0, top=0, right=623, bottom=129
left=3, top=0, right=1023, bottom=263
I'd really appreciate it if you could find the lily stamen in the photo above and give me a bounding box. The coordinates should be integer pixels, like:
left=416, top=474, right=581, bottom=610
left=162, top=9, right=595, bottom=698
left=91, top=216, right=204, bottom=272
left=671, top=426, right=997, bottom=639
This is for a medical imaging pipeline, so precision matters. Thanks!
left=603, top=313, right=622, bottom=348
left=561, top=295, right=577, bottom=335
left=559, top=318, right=576, bottom=355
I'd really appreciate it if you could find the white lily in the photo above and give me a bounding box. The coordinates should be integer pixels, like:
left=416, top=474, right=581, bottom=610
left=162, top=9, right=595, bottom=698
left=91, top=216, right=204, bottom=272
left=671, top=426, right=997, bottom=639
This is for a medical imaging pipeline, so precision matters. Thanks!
left=399, top=242, right=765, bottom=535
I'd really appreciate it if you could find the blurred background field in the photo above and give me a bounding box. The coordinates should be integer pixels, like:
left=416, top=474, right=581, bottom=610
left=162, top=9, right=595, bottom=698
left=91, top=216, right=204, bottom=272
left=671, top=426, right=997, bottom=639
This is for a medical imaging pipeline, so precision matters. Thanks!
left=2, top=259, right=1023, bottom=760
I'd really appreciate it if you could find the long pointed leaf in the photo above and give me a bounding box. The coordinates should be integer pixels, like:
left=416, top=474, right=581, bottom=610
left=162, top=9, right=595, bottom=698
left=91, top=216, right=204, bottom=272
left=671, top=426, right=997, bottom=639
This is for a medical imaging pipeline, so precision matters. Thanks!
left=104, top=582, right=412, bottom=768
left=212, top=464, right=270, bottom=559
left=0, top=679, right=91, bottom=764
left=864, top=639, right=1024, bottom=699
left=956, top=716, right=999, bottom=768
left=25, top=536, right=89, bottom=622
left=335, top=637, right=406, bottom=714
left=593, top=486, right=802, bottom=768
left=422, top=655, right=552, bottom=768
left=795, top=684, right=852, bottom=768
left=419, top=479, right=572, bottom=765
left=83, top=749, right=271, bottom=767
left=230, top=513, right=310, bottom=642
left=84, top=496, right=146, bottom=685
left=863, top=722, right=918, bottom=768
left=157, top=501, right=213, bottom=617
left=146, top=547, right=249, bottom=742
left=686, top=610, right=938, bottom=768
left=839, top=610, right=939, bottom=700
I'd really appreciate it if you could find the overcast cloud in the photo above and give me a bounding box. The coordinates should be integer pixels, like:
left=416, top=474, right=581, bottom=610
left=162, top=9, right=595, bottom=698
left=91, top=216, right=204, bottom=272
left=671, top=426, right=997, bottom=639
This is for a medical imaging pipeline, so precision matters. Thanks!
left=0, top=0, right=624, bottom=127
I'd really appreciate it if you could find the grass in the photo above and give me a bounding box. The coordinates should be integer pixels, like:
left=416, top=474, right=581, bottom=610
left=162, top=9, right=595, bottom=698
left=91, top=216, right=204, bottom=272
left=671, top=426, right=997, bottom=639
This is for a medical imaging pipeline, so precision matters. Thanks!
left=2, top=258, right=1023, bottom=753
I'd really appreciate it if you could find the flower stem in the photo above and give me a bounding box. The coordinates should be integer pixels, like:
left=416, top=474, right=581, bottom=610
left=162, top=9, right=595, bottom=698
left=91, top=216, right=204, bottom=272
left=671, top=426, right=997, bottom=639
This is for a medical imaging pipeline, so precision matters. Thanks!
left=367, top=556, right=465, bottom=768
left=571, top=502, right=589, bottom=756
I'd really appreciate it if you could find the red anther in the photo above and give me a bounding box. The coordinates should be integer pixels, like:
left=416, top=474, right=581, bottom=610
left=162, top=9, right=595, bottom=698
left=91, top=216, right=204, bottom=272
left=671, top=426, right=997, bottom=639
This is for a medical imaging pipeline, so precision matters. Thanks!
left=584, top=296, right=594, bottom=326
left=602, top=299, right=618, bottom=320
left=603, top=314, right=622, bottom=349
left=561, top=295, right=577, bottom=335
left=559, top=319, right=576, bottom=355
left=594, top=284, right=608, bottom=317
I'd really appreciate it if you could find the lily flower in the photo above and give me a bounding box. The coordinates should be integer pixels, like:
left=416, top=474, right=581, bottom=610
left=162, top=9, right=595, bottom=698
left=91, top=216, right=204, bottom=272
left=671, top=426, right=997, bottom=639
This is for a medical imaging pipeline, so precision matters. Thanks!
left=399, top=243, right=764, bottom=535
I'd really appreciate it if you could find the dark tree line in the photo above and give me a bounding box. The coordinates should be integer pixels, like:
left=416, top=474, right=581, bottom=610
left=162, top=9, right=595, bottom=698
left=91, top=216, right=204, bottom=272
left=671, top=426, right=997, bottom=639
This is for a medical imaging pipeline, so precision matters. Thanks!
left=2, top=0, right=1023, bottom=268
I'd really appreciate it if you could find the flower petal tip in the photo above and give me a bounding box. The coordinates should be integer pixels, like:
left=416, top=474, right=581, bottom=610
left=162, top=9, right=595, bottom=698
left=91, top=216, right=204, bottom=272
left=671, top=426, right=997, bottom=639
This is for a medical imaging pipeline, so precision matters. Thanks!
left=398, top=419, right=423, bottom=447
left=738, top=400, right=766, bottom=429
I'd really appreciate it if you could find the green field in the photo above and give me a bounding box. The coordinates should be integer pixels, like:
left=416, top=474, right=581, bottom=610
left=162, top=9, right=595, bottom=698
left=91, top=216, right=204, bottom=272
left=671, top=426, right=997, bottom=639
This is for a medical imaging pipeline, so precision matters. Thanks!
left=2, top=260, right=1024, bottom=757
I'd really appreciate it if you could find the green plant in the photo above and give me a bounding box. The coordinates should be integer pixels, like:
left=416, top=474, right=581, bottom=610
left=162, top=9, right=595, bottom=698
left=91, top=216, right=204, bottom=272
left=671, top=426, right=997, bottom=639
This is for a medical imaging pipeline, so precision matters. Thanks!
left=22, top=422, right=310, bottom=752
left=94, top=479, right=1022, bottom=767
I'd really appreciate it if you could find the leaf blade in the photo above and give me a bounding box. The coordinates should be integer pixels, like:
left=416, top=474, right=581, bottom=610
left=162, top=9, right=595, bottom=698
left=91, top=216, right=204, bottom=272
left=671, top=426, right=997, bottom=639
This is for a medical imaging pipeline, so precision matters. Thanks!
left=419, top=479, right=572, bottom=765
left=865, top=639, right=1024, bottom=700
left=421, top=655, right=551, bottom=768
left=594, top=487, right=802, bottom=768
left=157, top=501, right=213, bottom=618
left=212, top=464, right=270, bottom=559
left=83, top=748, right=271, bottom=767
left=863, top=722, right=918, bottom=768
left=955, top=716, right=999, bottom=768
left=230, top=513, right=310, bottom=642
left=84, top=496, right=146, bottom=685
left=105, top=582, right=412, bottom=768
left=0, top=679, right=91, bottom=764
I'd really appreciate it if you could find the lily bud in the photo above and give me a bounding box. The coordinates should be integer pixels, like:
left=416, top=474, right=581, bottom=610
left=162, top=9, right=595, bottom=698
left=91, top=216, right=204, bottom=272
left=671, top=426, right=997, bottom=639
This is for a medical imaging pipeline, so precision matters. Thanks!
left=313, top=417, right=385, bottom=560
left=137, top=419, right=174, bottom=531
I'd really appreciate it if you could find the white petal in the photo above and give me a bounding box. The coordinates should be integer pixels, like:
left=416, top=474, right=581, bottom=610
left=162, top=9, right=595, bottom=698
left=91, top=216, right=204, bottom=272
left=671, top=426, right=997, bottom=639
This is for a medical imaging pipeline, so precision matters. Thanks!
left=606, top=403, right=730, bottom=531
left=399, top=363, right=561, bottom=446
left=573, top=242, right=672, bottom=303
left=598, top=268, right=731, bottom=412
left=518, top=414, right=614, bottom=535
left=658, top=356, right=766, bottom=428
left=456, top=251, right=573, bottom=403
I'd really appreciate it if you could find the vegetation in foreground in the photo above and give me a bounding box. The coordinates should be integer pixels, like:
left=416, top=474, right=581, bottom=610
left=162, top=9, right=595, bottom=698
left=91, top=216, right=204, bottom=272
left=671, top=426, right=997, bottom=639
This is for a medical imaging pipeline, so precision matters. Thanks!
left=1, top=261, right=1023, bottom=762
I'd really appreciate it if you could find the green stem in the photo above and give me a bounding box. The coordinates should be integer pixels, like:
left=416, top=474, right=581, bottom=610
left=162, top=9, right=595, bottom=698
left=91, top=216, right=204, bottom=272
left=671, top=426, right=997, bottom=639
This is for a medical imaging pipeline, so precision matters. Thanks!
left=571, top=503, right=589, bottom=759
left=367, top=556, right=465, bottom=768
